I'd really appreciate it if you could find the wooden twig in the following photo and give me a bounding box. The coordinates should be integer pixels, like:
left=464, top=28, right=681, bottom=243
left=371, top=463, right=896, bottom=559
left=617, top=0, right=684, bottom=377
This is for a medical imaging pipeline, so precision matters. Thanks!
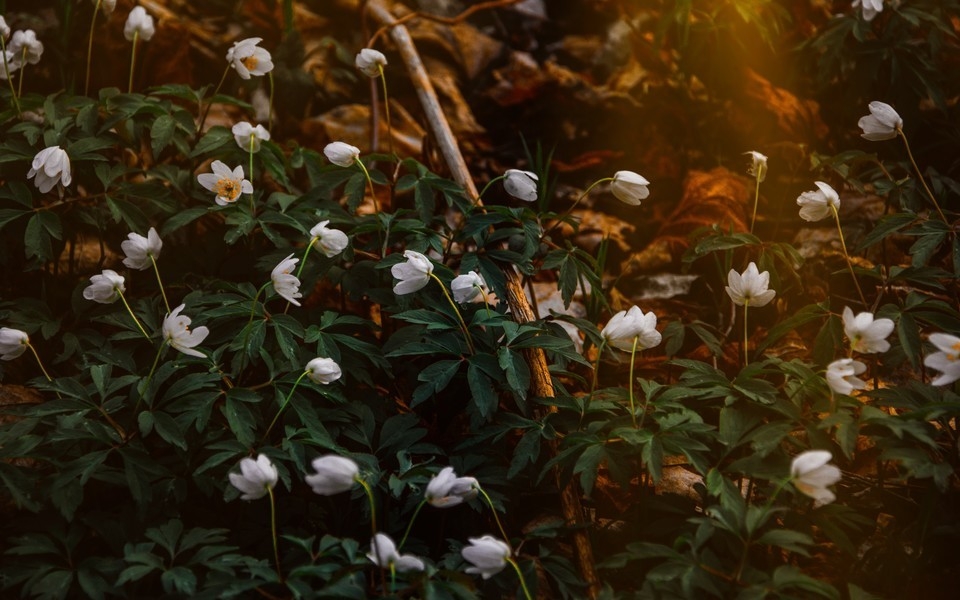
left=367, top=0, right=525, bottom=48
left=362, top=2, right=600, bottom=597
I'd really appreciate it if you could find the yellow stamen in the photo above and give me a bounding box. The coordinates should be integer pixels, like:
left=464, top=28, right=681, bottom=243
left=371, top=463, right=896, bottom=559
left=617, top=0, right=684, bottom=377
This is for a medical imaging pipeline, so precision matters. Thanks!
left=215, top=178, right=240, bottom=201
left=241, top=55, right=258, bottom=72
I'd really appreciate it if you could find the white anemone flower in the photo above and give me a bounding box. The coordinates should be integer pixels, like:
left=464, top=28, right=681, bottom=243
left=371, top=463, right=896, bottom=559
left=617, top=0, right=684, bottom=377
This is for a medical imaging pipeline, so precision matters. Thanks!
left=355, top=48, right=388, bottom=78
left=790, top=450, right=842, bottom=507
left=305, top=455, right=359, bottom=496
left=744, top=151, right=768, bottom=182
left=462, top=536, right=511, bottom=580
left=725, top=262, right=776, bottom=308
left=451, top=271, right=486, bottom=304
left=825, top=358, right=867, bottom=395
left=305, top=357, right=342, bottom=385
left=162, top=304, right=209, bottom=358
left=0, top=17, right=9, bottom=40
left=367, top=533, right=425, bottom=572
left=271, top=254, right=302, bottom=306
left=610, top=170, right=650, bottom=205
left=391, top=250, right=434, bottom=295
left=83, top=270, right=125, bottom=304
left=197, top=160, right=253, bottom=206
left=1, top=50, right=20, bottom=80
left=0, top=327, right=29, bottom=361
left=121, top=227, right=162, bottom=271
left=600, top=306, right=662, bottom=352
left=27, top=146, right=71, bottom=194
left=796, top=181, right=840, bottom=222
left=309, top=221, right=349, bottom=257
left=858, top=100, right=901, bottom=141
left=503, top=169, right=538, bottom=202
left=123, top=6, right=155, bottom=42
left=8, top=30, right=43, bottom=64
left=425, top=466, right=478, bottom=508
left=842, top=307, right=894, bottom=354
left=97, top=0, right=118, bottom=17
left=323, top=141, right=360, bottom=167
left=232, top=122, right=270, bottom=153
left=852, top=0, right=884, bottom=22
left=227, top=37, right=274, bottom=79
left=924, top=333, right=960, bottom=387
left=228, top=454, right=278, bottom=501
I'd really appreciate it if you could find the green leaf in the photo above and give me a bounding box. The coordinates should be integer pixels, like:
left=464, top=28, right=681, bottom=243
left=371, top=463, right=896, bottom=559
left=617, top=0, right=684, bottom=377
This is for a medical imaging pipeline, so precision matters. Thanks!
left=151, top=114, right=177, bottom=158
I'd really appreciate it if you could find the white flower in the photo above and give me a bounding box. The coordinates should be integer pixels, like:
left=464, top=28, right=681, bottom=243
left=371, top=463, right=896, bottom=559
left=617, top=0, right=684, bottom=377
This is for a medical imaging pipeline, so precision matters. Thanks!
left=790, top=450, right=842, bottom=506
left=725, top=262, right=776, bottom=308
left=610, top=170, right=650, bottom=205
left=503, top=169, right=538, bottom=202
left=852, top=0, right=884, bottom=22
left=825, top=358, right=867, bottom=395
left=8, top=30, right=43, bottom=64
left=391, top=250, right=434, bottom=295
left=451, top=271, right=486, bottom=304
left=197, top=160, right=253, bottom=206
left=744, top=151, right=767, bottom=182
left=842, top=307, right=894, bottom=354
left=355, top=48, right=387, bottom=78
left=0, top=50, right=19, bottom=80
left=228, top=454, right=278, bottom=501
left=924, top=333, right=960, bottom=387
left=462, top=536, right=511, bottom=580
left=27, top=146, right=71, bottom=194
left=271, top=254, right=302, bottom=306
left=226, top=37, right=273, bottom=79
left=123, top=6, right=155, bottom=42
left=796, top=181, right=840, bottom=222
left=324, top=141, right=360, bottom=167
left=162, top=304, right=209, bottom=358
left=83, top=269, right=125, bottom=304
left=305, top=455, right=359, bottom=496
left=309, top=221, right=349, bottom=257
left=98, top=0, right=118, bottom=17
left=232, top=122, right=270, bottom=153
left=305, top=357, right=342, bottom=385
left=0, top=327, right=29, bottom=361
left=425, top=466, right=478, bottom=508
left=600, top=306, right=662, bottom=352
left=0, top=16, right=10, bottom=40
left=121, top=227, right=162, bottom=271
left=858, top=100, right=901, bottom=141
left=367, top=533, right=425, bottom=572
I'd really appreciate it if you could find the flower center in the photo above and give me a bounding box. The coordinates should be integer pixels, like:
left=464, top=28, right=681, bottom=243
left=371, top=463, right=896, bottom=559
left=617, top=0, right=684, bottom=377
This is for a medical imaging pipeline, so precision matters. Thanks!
left=241, top=55, right=258, bottom=71
left=215, top=178, right=240, bottom=201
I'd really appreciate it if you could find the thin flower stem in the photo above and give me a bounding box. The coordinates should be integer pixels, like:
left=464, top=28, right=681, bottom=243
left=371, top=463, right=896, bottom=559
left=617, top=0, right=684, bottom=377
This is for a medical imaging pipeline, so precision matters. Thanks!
left=84, top=0, right=102, bottom=96
left=544, top=177, right=612, bottom=239
left=429, top=273, right=475, bottom=354
left=128, top=32, right=139, bottom=93
left=150, top=255, right=171, bottom=314
left=476, top=485, right=510, bottom=545
left=389, top=564, right=397, bottom=595
left=743, top=304, right=749, bottom=368
left=378, top=64, right=393, bottom=154
left=0, top=37, right=21, bottom=115
left=477, top=175, right=505, bottom=201
left=198, top=66, right=231, bottom=134
left=117, top=289, right=151, bottom=340
left=268, top=71, right=275, bottom=131
left=354, top=158, right=380, bottom=214
left=355, top=476, right=378, bottom=537
left=898, top=129, right=948, bottom=222
left=16, top=48, right=27, bottom=99
left=261, top=370, right=309, bottom=443
left=628, top=336, right=639, bottom=428
left=506, top=557, right=534, bottom=600
left=267, top=487, right=283, bottom=582
left=248, top=137, right=256, bottom=212
left=26, top=342, right=52, bottom=382
left=831, top=205, right=867, bottom=306
left=285, top=239, right=316, bottom=314
left=397, top=499, right=426, bottom=550
left=749, top=175, right=761, bottom=233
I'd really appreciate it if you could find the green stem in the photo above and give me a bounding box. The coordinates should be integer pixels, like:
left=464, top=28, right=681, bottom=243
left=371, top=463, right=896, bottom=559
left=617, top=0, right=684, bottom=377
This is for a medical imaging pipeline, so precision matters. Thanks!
left=261, top=370, right=309, bottom=443
left=117, top=289, right=151, bottom=340
left=354, top=157, right=380, bottom=214
left=268, top=71, right=275, bottom=131
left=389, top=564, right=397, bottom=596
left=128, top=31, right=138, bottom=93
left=628, top=335, right=639, bottom=428
left=17, top=47, right=26, bottom=99
left=898, top=128, right=948, bottom=223
left=544, top=177, right=612, bottom=239
left=477, top=174, right=505, bottom=202
left=249, top=136, right=256, bottom=212
left=150, top=255, right=171, bottom=314
left=26, top=342, right=52, bottom=382
left=378, top=64, right=393, bottom=155
left=85, top=0, right=102, bottom=96
left=268, top=486, right=283, bottom=582
left=285, top=239, right=316, bottom=314
left=476, top=485, right=510, bottom=546
left=397, top=499, right=426, bottom=551
left=743, top=303, right=749, bottom=368
left=749, top=175, right=761, bottom=233
left=197, top=65, right=230, bottom=134
left=355, top=476, right=378, bottom=538
left=831, top=205, right=867, bottom=306
left=506, top=557, right=533, bottom=600
left=136, top=341, right=165, bottom=411
left=0, top=36, right=21, bottom=115
left=429, top=273, right=475, bottom=355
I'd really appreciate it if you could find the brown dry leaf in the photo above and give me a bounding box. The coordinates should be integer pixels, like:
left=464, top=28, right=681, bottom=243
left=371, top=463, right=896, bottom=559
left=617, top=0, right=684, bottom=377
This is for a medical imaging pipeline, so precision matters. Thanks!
left=728, top=67, right=829, bottom=144
left=420, top=57, right=486, bottom=135
left=307, top=102, right=426, bottom=156
left=399, top=7, right=504, bottom=79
